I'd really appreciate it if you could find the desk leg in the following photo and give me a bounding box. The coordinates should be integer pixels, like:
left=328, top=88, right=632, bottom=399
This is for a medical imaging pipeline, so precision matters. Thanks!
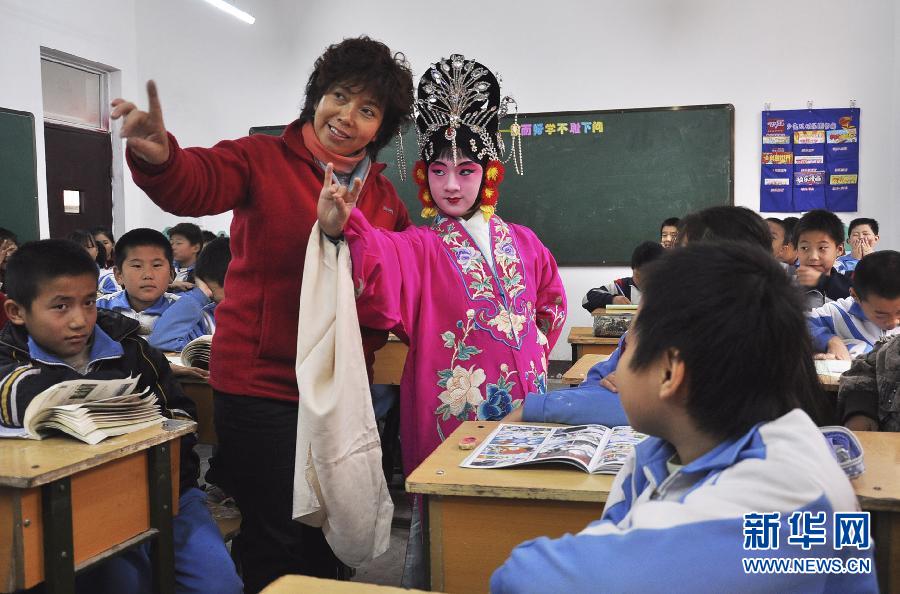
left=148, top=443, right=175, bottom=594
left=421, top=496, right=431, bottom=590
left=42, top=477, right=75, bottom=594
left=571, top=344, right=578, bottom=364
left=874, top=510, right=899, bottom=594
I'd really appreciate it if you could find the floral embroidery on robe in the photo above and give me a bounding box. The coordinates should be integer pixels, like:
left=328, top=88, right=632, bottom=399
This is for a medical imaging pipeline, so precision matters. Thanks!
left=344, top=208, right=566, bottom=474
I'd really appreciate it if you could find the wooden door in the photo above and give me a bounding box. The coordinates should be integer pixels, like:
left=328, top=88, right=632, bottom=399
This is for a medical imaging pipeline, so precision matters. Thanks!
left=44, top=123, right=112, bottom=238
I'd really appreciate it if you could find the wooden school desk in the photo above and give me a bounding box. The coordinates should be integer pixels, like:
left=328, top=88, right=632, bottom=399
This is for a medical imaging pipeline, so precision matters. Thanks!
left=261, top=575, right=433, bottom=593
left=408, top=422, right=900, bottom=594
left=562, top=353, right=609, bottom=385
left=566, top=327, right=619, bottom=362
left=406, top=421, right=615, bottom=593
left=372, top=333, right=408, bottom=386
left=853, top=431, right=900, bottom=593
left=0, top=420, right=193, bottom=594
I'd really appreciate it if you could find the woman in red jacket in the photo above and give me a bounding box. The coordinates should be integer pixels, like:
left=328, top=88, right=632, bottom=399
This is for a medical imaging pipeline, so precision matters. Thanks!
left=111, top=37, right=414, bottom=593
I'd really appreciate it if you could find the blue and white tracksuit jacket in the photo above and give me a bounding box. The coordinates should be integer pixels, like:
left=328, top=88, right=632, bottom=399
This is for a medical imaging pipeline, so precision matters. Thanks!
left=523, top=335, right=629, bottom=427
left=98, top=267, right=120, bottom=294
left=491, top=409, right=877, bottom=593
left=174, top=262, right=195, bottom=284
left=808, top=296, right=900, bottom=357
left=96, top=288, right=215, bottom=352
left=834, top=254, right=859, bottom=275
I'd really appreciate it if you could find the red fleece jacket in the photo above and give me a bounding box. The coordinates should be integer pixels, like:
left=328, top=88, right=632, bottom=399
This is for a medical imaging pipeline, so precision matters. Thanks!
left=127, top=120, right=411, bottom=402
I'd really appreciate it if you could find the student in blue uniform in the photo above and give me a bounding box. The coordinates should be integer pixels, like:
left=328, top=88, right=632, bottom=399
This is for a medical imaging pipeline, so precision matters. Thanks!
left=491, top=242, right=874, bottom=593
left=793, top=209, right=852, bottom=308
left=835, top=217, right=879, bottom=274
left=97, top=228, right=214, bottom=352
left=0, top=240, right=241, bottom=594
left=168, top=222, right=204, bottom=291
left=582, top=241, right=664, bottom=311
left=808, top=250, right=900, bottom=359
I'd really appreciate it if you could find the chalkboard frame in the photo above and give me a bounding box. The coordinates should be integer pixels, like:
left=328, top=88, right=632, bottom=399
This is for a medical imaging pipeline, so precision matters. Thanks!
left=0, top=107, right=40, bottom=243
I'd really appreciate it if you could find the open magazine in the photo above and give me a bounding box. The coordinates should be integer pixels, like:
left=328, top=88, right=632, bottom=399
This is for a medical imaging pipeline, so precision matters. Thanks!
left=460, top=423, right=646, bottom=474
left=0, top=376, right=164, bottom=445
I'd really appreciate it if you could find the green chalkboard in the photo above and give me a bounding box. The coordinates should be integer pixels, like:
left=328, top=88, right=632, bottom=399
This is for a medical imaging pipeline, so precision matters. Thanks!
left=0, top=108, right=39, bottom=242
left=250, top=104, right=733, bottom=265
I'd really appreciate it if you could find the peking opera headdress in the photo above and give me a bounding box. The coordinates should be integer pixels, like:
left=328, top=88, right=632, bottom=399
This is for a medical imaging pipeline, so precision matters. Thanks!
left=411, top=54, right=523, bottom=221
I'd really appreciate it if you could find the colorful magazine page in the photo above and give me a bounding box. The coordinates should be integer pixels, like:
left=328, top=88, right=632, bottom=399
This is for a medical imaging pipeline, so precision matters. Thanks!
left=460, top=423, right=646, bottom=475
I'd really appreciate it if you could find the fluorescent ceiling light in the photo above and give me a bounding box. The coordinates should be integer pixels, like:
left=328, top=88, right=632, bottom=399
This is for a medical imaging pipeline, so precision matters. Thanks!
left=202, top=0, right=255, bottom=24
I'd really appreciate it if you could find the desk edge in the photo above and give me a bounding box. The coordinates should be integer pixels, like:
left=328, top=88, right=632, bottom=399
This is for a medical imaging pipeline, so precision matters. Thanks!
left=0, top=421, right=195, bottom=489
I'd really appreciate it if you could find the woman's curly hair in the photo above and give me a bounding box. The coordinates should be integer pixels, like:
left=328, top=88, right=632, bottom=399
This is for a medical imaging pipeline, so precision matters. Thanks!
left=298, top=36, right=414, bottom=159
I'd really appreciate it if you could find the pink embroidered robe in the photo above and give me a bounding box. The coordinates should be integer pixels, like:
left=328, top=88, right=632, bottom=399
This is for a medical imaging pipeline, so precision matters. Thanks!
left=344, top=209, right=567, bottom=475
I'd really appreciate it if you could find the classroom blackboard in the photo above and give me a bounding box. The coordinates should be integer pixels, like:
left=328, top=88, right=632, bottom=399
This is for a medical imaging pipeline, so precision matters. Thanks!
left=251, top=104, right=734, bottom=265
left=0, top=108, right=40, bottom=242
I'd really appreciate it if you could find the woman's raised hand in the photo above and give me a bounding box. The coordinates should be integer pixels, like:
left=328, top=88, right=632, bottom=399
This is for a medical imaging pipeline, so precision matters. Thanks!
left=111, top=81, right=170, bottom=165
left=317, top=163, right=362, bottom=238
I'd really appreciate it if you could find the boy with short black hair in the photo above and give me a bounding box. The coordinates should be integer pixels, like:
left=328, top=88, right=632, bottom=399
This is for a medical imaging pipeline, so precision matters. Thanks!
left=836, top=217, right=880, bottom=274
left=678, top=206, right=773, bottom=252
left=98, top=228, right=214, bottom=352
left=765, top=216, right=799, bottom=267
left=765, top=217, right=786, bottom=259
left=201, top=229, right=218, bottom=245
left=659, top=217, right=679, bottom=248
left=808, top=250, right=900, bottom=360
left=780, top=216, right=800, bottom=265
left=194, top=236, right=231, bottom=304
left=0, top=240, right=241, bottom=593
left=582, top=241, right=664, bottom=311
left=793, top=209, right=852, bottom=307
left=168, top=222, right=204, bottom=287
left=492, top=242, right=873, bottom=593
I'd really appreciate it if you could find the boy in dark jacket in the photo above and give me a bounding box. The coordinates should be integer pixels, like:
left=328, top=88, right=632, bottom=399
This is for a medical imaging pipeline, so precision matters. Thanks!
left=793, top=209, right=852, bottom=308
left=0, top=239, right=240, bottom=594
left=582, top=241, right=664, bottom=312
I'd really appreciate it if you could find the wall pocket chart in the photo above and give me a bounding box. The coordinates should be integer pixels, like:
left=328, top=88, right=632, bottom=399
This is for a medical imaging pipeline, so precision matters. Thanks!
left=760, top=108, right=860, bottom=212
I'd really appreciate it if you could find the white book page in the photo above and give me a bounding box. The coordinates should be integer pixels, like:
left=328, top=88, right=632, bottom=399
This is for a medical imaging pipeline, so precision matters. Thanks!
left=814, top=359, right=852, bottom=377
left=22, top=376, right=141, bottom=437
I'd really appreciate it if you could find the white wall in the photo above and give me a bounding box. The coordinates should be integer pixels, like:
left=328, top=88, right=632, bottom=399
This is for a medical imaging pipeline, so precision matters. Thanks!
left=128, top=0, right=310, bottom=234
left=286, top=0, right=898, bottom=360
left=3, top=0, right=897, bottom=361
left=0, top=0, right=139, bottom=237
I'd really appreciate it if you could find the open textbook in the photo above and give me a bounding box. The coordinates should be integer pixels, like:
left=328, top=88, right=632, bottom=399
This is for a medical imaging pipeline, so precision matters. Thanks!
left=460, top=423, right=646, bottom=474
left=0, top=376, right=164, bottom=445
left=165, top=335, right=212, bottom=370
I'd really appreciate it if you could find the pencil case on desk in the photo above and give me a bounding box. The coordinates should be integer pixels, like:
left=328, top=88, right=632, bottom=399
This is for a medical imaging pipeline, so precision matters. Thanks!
left=820, top=426, right=865, bottom=479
